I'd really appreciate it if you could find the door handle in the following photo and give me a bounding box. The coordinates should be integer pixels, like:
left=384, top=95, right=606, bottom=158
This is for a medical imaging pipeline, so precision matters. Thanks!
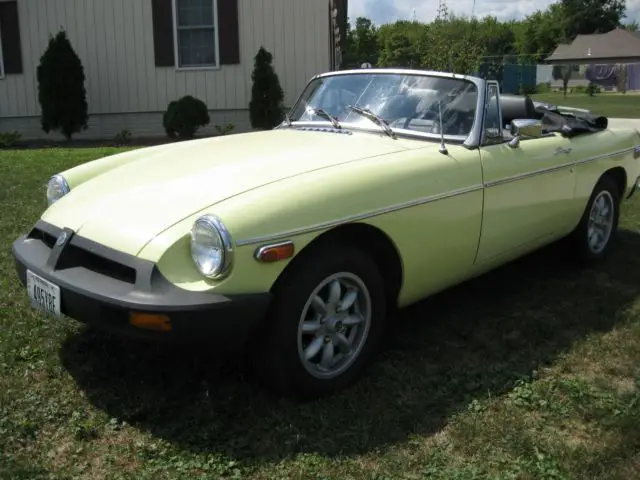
left=554, top=146, right=572, bottom=155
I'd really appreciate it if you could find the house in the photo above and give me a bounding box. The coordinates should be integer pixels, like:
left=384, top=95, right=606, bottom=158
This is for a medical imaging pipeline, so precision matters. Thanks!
left=546, top=28, right=640, bottom=65
left=0, top=0, right=348, bottom=141
left=545, top=27, right=640, bottom=91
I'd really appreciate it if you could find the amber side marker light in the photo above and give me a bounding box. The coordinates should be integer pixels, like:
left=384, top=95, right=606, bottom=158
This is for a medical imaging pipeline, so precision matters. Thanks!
left=255, top=241, right=295, bottom=262
left=129, top=312, right=172, bottom=332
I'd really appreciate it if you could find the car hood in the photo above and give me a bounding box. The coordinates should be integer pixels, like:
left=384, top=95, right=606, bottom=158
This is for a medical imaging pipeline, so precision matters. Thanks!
left=42, top=129, right=409, bottom=255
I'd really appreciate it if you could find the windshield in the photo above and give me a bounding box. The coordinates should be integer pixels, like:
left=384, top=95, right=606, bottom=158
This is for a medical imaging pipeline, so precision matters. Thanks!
left=289, top=73, right=479, bottom=138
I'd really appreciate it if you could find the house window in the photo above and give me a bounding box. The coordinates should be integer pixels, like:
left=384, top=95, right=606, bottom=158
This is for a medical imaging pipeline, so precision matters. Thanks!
left=173, top=0, right=219, bottom=68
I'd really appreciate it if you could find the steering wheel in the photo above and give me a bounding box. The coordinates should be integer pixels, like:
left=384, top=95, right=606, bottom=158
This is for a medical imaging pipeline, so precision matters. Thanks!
left=402, top=108, right=438, bottom=130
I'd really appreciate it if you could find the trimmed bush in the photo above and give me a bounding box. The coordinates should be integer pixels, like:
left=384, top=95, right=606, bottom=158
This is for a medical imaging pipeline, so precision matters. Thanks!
left=214, top=122, right=235, bottom=136
left=536, top=82, right=551, bottom=93
left=0, top=130, right=22, bottom=148
left=249, top=47, right=285, bottom=130
left=163, top=95, right=210, bottom=140
left=113, top=129, right=132, bottom=146
left=37, top=30, right=89, bottom=140
left=586, top=82, right=601, bottom=96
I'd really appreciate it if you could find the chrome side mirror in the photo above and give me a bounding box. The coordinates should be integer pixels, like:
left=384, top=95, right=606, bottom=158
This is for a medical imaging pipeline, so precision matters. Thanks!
left=508, top=119, right=543, bottom=148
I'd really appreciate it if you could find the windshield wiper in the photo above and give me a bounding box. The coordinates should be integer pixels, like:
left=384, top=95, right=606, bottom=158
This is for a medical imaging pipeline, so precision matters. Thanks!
left=347, top=105, right=396, bottom=139
left=306, top=107, right=341, bottom=129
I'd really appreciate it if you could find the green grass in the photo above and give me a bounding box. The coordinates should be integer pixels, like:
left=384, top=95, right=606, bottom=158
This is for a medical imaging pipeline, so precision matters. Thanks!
left=532, top=92, right=640, bottom=118
left=1, top=148, right=640, bottom=479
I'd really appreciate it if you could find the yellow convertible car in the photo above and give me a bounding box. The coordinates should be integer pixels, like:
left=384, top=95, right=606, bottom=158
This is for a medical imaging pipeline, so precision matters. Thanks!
left=12, top=69, right=640, bottom=399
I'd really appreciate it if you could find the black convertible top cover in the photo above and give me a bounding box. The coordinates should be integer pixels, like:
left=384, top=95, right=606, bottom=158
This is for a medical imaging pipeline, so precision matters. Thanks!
left=533, top=101, right=608, bottom=138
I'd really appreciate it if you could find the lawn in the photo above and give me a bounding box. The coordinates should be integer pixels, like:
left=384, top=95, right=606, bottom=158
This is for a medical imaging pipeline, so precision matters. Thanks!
left=1, top=148, right=640, bottom=479
left=532, top=91, right=640, bottom=119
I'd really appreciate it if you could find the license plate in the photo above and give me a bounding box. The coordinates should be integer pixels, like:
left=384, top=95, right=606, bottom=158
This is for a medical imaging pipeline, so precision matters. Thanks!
left=26, top=269, right=61, bottom=317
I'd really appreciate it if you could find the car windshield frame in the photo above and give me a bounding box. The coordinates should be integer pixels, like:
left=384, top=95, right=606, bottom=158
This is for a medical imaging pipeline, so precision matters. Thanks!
left=284, top=69, right=487, bottom=148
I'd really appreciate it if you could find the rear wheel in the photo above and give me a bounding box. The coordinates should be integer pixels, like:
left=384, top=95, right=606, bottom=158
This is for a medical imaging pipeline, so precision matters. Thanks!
left=568, top=175, right=620, bottom=262
left=251, top=245, right=388, bottom=400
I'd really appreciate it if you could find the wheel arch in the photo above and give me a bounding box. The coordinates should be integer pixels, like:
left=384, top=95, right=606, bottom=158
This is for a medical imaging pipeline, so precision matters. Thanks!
left=271, top=223, right=404, bottom=310
left=600, top=166, right=627, bottom=198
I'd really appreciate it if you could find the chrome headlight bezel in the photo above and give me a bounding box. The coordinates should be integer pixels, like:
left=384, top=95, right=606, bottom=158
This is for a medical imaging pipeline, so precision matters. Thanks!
left=189, top=214, right=234, bottom=279
left=46, top=174, right=71, bottom=206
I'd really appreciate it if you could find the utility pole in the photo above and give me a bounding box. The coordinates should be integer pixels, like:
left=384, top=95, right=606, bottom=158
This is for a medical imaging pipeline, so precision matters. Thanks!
left=436, top=0, right=449, bottom=21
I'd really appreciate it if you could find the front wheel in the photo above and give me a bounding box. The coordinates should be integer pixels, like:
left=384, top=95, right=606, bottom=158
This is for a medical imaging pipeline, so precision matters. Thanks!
left=251, top=245, right=388, bottom=400
left=568, top=175, right=620, bottom=262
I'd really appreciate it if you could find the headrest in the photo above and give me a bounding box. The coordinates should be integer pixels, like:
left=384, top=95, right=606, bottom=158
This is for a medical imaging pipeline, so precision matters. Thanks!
left=501, top=94, right=536, bottom=125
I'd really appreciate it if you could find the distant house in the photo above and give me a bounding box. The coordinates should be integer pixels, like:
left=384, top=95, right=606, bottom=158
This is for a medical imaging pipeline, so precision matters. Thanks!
left=0, top=0, right=348, bottom=140
left=546, top=27, right=640, bottom=91
left=546, top=28, right=640, bottom=65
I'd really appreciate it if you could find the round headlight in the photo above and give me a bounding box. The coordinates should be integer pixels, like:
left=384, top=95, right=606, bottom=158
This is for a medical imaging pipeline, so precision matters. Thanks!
left=46, top=174, right=70, bottom=206
left=190, top=214, right=234, bottom=279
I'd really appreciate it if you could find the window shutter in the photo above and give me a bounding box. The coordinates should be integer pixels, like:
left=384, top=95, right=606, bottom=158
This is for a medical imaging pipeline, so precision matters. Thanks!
left=218, top=0, right=240, bottom=65
left=151, top=0, right=175, bottom=67
left=335, top=0, right=348, bottom=46
left=0, top=1, right=23, bottom=74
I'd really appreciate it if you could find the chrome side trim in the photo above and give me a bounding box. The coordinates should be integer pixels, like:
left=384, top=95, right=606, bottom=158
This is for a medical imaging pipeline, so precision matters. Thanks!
left=485, top=146, right=636, bottom=188
left=235, top=184, right=484, bottom=247
left=572, top=146, right=636, bottom=166
left=236, top=146, right=637, bottom=247
left=484, top=160, right=576, bottom=188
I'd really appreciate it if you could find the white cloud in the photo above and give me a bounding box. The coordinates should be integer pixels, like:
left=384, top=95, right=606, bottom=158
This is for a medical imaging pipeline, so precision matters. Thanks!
left=348, top=0, right=640, bottom=26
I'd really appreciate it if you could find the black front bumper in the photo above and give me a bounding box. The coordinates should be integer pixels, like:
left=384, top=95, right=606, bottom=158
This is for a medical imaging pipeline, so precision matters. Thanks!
left=12, top=220, right=271, bottom=347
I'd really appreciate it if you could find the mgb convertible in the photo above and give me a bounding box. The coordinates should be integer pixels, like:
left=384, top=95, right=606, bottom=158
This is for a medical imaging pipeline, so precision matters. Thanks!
left=12, top=69, right=640, bottom=399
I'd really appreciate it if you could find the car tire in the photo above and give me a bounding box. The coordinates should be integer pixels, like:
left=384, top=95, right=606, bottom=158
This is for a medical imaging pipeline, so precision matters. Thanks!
left=250, top=244, right=388, bottom=400
left=568, top=175, right=620, bottom=262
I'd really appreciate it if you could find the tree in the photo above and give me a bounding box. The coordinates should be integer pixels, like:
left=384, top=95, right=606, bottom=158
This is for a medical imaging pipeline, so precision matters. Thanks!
left=514, top=4, right=567, bottom=62
left=378, top=30, right=422, bottom=67
left=477, top=17, right=517, bottom=58
left=37, top=30, right=88, bottom=140
left=552, top=64, right=575, bottom=97
left=422, top=16, right=484, bottom=74
left=249, top=47, right=285, bottom=130
left=561, top=0, right=626, bottom=39
left=341, top=17, right=379, bottom=68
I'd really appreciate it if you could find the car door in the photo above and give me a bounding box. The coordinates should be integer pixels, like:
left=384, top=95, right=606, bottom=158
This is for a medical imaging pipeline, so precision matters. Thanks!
left=474, top=82, right=577, bottom=265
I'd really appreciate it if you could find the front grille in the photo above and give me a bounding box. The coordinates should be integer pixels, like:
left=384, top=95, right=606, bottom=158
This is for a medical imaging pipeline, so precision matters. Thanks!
left=29, top=226, right=137, bottom=284
left=60, top=244, right=137, bottom=284
left=30, top=227, right=56, bottom=249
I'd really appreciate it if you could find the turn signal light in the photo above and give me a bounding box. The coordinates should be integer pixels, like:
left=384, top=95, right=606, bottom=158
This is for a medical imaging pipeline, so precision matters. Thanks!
left=255, top=241, right=295, bottom=263
left=129, top=312, right=172, bottom=332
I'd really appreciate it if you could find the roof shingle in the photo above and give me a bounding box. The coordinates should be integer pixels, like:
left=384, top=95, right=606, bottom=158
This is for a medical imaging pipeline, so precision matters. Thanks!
left=546, top=28, right=640, bottom=62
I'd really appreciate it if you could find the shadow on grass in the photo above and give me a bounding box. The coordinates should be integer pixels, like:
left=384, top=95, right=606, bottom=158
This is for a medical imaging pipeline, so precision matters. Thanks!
left=59, top=229, right=640, bottom=463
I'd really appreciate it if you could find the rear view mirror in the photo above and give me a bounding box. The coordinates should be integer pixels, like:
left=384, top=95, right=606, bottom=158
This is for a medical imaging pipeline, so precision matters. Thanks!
left=508, top=119, right=543, bottom=148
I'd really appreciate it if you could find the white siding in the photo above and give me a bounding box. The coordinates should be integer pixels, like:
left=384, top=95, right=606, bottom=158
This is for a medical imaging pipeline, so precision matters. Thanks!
left=0, top=0, right=330, bottom=131
left=0, top=109, right=253, bottom=140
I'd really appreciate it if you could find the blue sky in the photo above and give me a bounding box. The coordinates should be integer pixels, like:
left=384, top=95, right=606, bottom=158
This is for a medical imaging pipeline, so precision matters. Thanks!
left=348, top=0, right=640, bottom=25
